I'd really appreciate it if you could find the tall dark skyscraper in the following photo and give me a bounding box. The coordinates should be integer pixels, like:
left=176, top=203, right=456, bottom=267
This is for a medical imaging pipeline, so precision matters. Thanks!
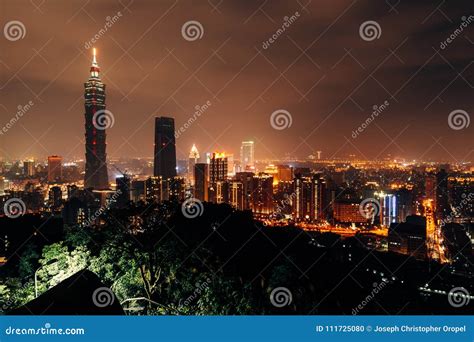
left=84, top=49, right=109, bottom=189
left=154, top=117, right=177, bottom=179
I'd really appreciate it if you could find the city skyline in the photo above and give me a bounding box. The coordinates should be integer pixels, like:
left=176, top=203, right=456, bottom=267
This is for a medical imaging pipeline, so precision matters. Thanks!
left=1, top=0, right=473, bottom=323
left=1, top=0, right=473, bottom=163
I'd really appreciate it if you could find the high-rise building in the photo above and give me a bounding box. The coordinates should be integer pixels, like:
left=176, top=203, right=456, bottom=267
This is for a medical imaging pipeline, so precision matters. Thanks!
left=47, top=155, right=63, bottom=183
left=395, top=188, right=413, bottom=222
left=229, top=180, right=244, bottom=210
left=209, top=153, right=228, bottom=183
left=194, top=163, right=209, bottom=201
left=209, top=153, right=228, bottom=203
left=436, top=168, right=449, bottom=220
left=167, top=177, right=186, bottom=202
left=251, top=173, right=274, bottom=215
left=0, top=176, right=7, bottom=196
left=23, top=159, right=35, bottom=177
left=425, top=174, right=437, bottom=204
left=293, top=173, right=325, bottom=221
left=116, top=175, right=131, bottom=208
left=380, top=193, right=397, bottom=227
left=131, top=180, right=146, bottom=202
left=48, top=186, right=62, bottom=209
left=84, top=48, right=109, bottom=189
left=277, top=165, right=292, bottom=182
left=240, top=141, right=255, bottom=171
left=154, top=117, right=177, bottom=179
left=235, top=172, right=255, bottom=210
left=188, top=144, right=200, bottom=185
left=145, top=176, right=164, bottom=202
left=388, top=216, right=427, bottom=260
left=226, top=154, right=235, bottom=177
left=333, top=201, right=367, bottom=223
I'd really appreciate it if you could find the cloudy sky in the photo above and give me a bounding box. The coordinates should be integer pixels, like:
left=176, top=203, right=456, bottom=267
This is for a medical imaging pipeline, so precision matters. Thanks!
left=1, top=0, right=473, bottom=162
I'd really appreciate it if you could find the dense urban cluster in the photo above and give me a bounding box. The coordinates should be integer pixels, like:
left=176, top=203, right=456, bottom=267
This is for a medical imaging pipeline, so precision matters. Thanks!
left=0, top=50, right=472, bottom=315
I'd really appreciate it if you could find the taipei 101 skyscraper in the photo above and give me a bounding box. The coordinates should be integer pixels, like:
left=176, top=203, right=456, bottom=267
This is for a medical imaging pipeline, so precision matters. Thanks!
left=84, top=48, right=109, bottom=189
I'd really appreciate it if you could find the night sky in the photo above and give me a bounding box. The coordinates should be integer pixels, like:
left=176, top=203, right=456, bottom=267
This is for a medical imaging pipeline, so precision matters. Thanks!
left=1, top=0, right=473, bottom=162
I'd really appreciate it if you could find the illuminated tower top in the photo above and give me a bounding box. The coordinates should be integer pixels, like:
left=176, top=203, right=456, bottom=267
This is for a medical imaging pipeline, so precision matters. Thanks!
left=90, top=48, right=100, bottom=78
left=189, top=144, right=200, bottom=159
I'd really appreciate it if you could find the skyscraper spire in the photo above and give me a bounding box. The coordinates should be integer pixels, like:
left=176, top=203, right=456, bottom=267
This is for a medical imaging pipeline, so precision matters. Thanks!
left=90, top=48, right=100, bottom=78
left=84, top=47, right=109, bottom=189
left=92, top=47, right=98, bottom=66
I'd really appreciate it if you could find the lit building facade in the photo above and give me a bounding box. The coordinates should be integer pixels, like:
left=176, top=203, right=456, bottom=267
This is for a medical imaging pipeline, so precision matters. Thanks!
left=47, top=155, right=63, bottom=183
left=154, top=117, right=177, bottom=180
left=381, top=193, right=397, bottom=227
left=188, top=144, right=200, bottom=185
left=194, top=163, right=209, bottom=202
left=240, top=141, right=255, bottom=171
left=84, top=49, right=109, bottom=189
left=251, top=173, right=274, bottom=215
left=293, top=173, right=325, bottom=221
left=23, top=160, right=35, bottom=177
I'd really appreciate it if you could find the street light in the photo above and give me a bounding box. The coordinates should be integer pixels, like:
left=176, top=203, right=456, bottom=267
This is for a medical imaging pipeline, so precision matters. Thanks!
left=34, top=258, right=59, bottom=298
